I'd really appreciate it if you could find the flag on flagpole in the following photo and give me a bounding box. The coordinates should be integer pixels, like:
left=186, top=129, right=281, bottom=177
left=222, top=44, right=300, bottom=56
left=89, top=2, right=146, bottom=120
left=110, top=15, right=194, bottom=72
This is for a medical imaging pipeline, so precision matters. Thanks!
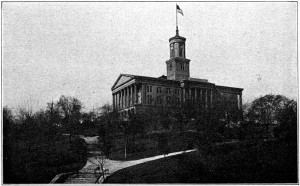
left=176, top=5, right=184, bottom=16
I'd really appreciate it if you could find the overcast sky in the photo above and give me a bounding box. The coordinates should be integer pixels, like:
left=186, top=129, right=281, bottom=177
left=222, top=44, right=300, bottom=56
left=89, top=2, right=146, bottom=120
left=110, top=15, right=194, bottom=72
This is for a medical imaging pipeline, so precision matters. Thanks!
left=2, top=2, right=297, bottom=112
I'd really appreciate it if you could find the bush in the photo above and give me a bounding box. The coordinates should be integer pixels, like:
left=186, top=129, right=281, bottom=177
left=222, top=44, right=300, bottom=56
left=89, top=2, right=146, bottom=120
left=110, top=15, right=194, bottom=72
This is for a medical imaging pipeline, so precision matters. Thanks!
left=212, top=142, right=241, bottom=154
left=4, top=137, right=87, bottom=183
left=70, top=138, right=87, bottom=156
left=176, top=153, right=209, bottom=183
left=127, top=142, right=147, bottom=153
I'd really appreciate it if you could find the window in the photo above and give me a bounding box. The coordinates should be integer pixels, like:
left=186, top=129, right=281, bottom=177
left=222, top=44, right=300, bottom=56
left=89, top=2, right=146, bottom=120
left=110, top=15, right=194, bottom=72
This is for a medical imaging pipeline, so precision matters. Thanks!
left=166, top=88, right=171, bottom=94
left=202, top=89, right=206, bottom=102
left=147, top=95, right=152, bottom=104
left=180, top=63, right=185, bottom=70
left=166, top=96, right=171, bottom=104
left=207, top=90, right=211, bottom=104
left=157, top=96, right=163, bottom=104
left=147, top=86, right=152, bottom=92
left=201, top=88, right=206, bottom=102
left=138, top=92, right=141, bottom=103
left=179, top=44, right=184, bottom=57
left=170, top=44, right=174, bottom=57
left=169, top=63, right=172, bottom=71
left=177, top=97, right=180, bottom=103
left=157, top=87, right=162, bottom=93
left=175, top=89, right=180, bottom=95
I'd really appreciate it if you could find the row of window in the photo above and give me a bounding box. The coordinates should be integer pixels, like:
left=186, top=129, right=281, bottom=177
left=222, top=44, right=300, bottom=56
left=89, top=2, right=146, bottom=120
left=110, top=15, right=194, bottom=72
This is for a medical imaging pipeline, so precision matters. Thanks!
left=146, top=95, right=181, bottom=105
left=147, top=86, right=180, bottom=95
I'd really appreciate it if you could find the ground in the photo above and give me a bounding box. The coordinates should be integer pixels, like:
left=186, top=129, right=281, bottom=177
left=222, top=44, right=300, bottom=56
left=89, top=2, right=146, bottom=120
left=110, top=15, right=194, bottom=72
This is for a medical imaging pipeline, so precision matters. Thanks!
left=63, top=135, right=196, bottom=183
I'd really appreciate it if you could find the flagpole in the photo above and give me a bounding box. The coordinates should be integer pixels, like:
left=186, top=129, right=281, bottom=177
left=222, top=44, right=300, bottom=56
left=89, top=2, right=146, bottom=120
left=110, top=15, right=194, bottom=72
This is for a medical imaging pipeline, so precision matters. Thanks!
left=176, top=4, right=178, bottom=35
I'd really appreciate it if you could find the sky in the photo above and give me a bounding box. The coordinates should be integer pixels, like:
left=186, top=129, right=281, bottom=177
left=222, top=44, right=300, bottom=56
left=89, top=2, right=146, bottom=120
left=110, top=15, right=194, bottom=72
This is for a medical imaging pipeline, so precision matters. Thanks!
left=2, top=2, right=297, bottom=112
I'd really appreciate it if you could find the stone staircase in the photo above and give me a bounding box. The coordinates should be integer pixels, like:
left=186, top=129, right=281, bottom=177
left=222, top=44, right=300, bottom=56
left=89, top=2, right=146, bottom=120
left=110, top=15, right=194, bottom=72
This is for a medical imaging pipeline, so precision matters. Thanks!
left=64, top=171, right=102, bottom=184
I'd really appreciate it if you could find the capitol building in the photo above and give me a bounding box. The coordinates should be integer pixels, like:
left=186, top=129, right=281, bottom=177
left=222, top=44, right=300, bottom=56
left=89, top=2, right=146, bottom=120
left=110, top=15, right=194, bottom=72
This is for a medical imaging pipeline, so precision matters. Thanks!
left=111, top=29, right=243, bottom=119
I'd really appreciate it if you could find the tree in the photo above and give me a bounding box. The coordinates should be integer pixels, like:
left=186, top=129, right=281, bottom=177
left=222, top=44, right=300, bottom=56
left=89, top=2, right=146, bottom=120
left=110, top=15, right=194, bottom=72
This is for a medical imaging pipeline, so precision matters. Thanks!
left=3, top=106, right=15, bottom=137
left=97, top=103, right=119, bottom=158
left=274, top=99, right=297, bottom=142
left=56, top=95, right=83, bottom=142
left=81, top=111, right=97, bottom=131
left=3, top=106, right=16, bottom=183
left=33, top=107, right=59, bottom=140
left=247, top=94, right=290, bottom=139
left=89, top=153, right=109, bottom=182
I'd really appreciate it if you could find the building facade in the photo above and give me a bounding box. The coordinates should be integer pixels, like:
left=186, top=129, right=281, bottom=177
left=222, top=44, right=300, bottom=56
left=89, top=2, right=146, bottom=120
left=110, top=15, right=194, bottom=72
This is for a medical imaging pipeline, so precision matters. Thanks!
left=111, top=30, right=243, bottom=118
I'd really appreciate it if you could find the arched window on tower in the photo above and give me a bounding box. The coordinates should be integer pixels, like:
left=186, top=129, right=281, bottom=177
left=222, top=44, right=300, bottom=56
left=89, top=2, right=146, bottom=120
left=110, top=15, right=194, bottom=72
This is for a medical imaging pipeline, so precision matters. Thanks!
left=179, top=44, right=184, bottom=57
left=170, top=44, right=174, bottom=58
left=174, top=43, right=179, bottom=57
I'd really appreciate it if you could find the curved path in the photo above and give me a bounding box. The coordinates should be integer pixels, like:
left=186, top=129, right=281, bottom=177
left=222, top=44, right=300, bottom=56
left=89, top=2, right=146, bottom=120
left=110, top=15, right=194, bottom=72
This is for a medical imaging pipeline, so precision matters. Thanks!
left=64, top=136, right=196, bottom=184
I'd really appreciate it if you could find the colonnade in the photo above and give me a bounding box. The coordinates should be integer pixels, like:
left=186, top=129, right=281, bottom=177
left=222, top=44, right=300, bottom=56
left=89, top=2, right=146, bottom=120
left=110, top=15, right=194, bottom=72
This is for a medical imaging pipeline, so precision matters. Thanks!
left=184, top=87, right=242, bottom=109
left=183, top=87, right=213, bottom=106
left=112, top=84, right=242, bottom=111
left=112, top=84, right=139, bottom=110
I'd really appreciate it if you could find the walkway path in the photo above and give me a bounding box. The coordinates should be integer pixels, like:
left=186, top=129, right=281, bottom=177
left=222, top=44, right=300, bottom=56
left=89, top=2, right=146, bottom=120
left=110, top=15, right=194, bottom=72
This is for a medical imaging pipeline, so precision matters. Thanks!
left=64, top=136, right=196, bottom=184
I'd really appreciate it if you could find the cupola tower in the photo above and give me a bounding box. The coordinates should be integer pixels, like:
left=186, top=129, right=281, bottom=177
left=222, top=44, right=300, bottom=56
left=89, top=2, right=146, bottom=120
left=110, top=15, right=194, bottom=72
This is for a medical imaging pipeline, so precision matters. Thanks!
left=166, top=29, right=191, bottom=81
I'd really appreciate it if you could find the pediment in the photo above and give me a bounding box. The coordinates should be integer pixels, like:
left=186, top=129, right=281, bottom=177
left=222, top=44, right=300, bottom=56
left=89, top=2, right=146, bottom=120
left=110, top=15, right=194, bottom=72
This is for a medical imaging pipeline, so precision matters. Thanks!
left=111, top=74, right=134, bottom=90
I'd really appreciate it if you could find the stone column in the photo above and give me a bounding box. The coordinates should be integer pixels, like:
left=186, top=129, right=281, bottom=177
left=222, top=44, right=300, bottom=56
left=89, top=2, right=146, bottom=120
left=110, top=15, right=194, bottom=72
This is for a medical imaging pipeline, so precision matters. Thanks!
left=119, top=91, right=121, bottom=109
left=122, top=89, right=125, bottom=109
left=115, top=92, right=118, bottom=109
left=128, top=87, right=130, bottom=107
left=182, top=88, right=186, bottom=102
left=200, top=89, right=202, bottom=102
left=125, top=87, right=128, bottom=108
left=118, top=91, right=121, bottom=109
left=114, top=93, right=117, bottom=109
left=205, top=89, right=208, bottom=108
left=127, top=87, right=130, bottom=108
left=127, top=86, right=131, bottom=107
left=130, top=85, right=133, bottom=106
left=112, top=93, right=115, bottom=110
left=136, top=84, right=139, bottom=104
left=141, top=84, right=145, bottom=104
left=115, top=93, right=117, bottom=109
left=239, top=94, right=243, bottom=110
left=116, top=92, right=118, bottom=109
left=131, top=85, right=134, bottom=106
left=119, top=90, right=122, bottom=109
left=132, top=84, right=135, bottom=105
left=128, top=86, right=130, bottom=106
left=210, top=89, right=213, bottom=107
left=128, top=86, right=131, bottom=107
left=130, top=86, right=132, bottom=106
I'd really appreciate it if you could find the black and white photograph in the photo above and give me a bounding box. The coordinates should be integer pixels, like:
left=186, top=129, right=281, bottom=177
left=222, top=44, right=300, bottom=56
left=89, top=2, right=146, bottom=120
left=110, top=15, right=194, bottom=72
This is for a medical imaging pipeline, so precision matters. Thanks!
left=2, top=1, right=298, bottom=184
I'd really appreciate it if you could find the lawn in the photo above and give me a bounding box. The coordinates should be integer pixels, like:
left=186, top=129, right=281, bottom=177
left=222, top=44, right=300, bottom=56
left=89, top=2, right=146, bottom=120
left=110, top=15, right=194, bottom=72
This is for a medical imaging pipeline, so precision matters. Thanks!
left=105, top=139, right=297, bottom=183
left=107, top=131, right=197, bottom=161
left=104, top=151, right=205, bottom=183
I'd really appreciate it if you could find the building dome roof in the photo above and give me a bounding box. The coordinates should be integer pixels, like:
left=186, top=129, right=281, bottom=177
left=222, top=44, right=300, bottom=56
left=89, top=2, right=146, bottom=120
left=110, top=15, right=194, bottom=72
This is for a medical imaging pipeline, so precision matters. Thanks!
left=169, top=29, right=186, bottom=42
left=169, top=34, right=186, bottom=42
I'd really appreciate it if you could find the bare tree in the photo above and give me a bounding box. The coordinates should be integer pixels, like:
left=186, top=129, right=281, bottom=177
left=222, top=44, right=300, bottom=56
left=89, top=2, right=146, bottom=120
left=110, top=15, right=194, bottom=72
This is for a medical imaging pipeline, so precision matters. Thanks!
left=89, top=153, right=109, bottom=182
